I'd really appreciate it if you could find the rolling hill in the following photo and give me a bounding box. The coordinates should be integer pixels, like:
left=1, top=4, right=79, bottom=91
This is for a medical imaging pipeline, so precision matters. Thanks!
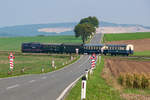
left=0, top=21, right=150, bottom=37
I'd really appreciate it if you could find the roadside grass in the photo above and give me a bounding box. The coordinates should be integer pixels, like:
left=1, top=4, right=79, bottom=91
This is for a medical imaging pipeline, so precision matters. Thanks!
left=0, top=53, right=79, bottom=78
left=0, top=35, right=82, bottom=51
left=103, top=32, right=150, bottom=42
left=123, top=88, right=150, bottom=95
left=65, top=56, right=122, bottom=100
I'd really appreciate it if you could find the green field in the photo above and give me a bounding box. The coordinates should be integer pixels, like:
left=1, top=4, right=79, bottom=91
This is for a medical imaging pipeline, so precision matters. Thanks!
left=0, top=36, right=82, bottom=51
left=104, top=32, right=150, bottom=42
left=0, top=53, right=79, bottom=78
left=65, top=56, right=122, bottom=100
left=133, top=51, right=150, bottom=57
left=0, top=35, right=81, bottom=78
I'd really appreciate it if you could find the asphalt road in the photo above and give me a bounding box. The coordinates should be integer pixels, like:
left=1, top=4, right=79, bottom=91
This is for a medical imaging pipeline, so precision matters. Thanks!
left=0, top=33, right=102, bottom=100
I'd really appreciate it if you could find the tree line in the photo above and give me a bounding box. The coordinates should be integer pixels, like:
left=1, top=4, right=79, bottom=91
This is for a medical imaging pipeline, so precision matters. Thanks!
left=74, top=16, right=99, bottom=43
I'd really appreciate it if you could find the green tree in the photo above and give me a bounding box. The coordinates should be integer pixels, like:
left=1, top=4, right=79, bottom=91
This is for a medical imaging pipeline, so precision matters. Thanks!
left=74, top=23, right=95, bottom=43
left=79, top=16, right=99, bottom=28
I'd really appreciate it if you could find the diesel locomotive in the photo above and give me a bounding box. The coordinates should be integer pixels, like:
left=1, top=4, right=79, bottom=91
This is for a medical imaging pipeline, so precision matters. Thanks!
left=22, top=42, right=134, bottom=56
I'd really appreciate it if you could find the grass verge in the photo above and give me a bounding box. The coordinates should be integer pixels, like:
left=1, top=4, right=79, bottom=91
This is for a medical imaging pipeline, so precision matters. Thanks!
left=0, top=53, right=80, bottom=78
left=65, top=56, right=122, bottom=100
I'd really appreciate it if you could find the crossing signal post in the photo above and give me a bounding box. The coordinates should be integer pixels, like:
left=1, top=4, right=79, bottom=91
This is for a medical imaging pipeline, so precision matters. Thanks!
left=8, top=52, right=15, bottom=70
left=90, top=53, right=97, bottom=69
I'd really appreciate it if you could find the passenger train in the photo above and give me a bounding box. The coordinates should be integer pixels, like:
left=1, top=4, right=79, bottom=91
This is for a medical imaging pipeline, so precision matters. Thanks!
left=22, top=42, right=134, bottom=56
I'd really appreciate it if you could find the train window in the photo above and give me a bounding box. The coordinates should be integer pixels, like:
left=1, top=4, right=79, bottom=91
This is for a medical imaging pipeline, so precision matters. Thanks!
left=90, top=46, right=92, bottom=50
left=96, top=46, right=98, bottom=50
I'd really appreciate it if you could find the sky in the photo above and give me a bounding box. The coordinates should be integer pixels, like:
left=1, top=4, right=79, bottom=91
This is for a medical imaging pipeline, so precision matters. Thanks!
left=0, top=0, right=150, bottom=27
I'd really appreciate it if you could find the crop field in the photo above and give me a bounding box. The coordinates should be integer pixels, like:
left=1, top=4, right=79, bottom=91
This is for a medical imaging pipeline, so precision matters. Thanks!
left=103, top=57, right=150, bottom=100
left=105, top=58, right=150, bottom=77
left=0, top=35, right=82, bottom=51
left=0, top=53, right=79, bottom=78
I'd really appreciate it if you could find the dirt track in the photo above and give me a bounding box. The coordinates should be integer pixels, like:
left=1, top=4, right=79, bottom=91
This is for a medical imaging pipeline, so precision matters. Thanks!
left=105, top=58, right=150, bottom=77
left=107, top=38, right=150, bottom=52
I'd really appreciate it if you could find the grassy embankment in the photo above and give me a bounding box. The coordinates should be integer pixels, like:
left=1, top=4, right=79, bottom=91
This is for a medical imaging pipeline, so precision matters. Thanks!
left=65, top=56, right=122, bottom=100
left=0, top=36, right=82, bottom=78
left=104, top=32, right=150, bottom=56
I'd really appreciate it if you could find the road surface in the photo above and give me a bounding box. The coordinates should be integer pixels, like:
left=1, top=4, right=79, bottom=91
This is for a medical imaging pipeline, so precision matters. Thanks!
left=0, top=33, right=102, bottom=100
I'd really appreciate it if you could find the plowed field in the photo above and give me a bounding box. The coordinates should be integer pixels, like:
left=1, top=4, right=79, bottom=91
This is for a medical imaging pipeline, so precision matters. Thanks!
left=107, top=38, right=150, bottom=52
left=105, top=58, right=150, bottom=77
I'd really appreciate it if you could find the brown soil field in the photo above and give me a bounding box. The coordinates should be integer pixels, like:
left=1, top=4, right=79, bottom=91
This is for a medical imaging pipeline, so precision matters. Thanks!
left=107, top=38, right=150, bottom=52
left=103, top=58, right=150, bottom=100
left=105, top=58, right=150, bottom=77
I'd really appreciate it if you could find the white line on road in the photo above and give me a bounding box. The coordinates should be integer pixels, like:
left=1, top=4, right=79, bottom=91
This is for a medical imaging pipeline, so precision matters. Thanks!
left=6, top=84, right=20, bottom=90
left=56, top=56, right=90, bottom=100
left=29, top=80, right=36, bottom=83
left=41, top=76, right=47, bottom=79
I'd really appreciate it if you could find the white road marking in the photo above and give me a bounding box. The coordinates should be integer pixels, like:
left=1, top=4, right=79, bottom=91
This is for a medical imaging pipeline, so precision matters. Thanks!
left=41, top=76, right=47, bottom=79
left=29, top=80, right=36, bottom=83
left=6, top=84, right=20, bottom=90
left=56, top=56, right=91, bottom=100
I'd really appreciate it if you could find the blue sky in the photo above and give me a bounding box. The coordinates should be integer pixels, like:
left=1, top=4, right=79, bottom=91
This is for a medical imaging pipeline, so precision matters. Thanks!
left=0, top=0, right=150, bottom=27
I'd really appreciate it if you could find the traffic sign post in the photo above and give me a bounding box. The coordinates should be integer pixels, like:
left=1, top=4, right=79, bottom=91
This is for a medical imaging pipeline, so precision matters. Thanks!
left=81, top=76, right=86, bottom=100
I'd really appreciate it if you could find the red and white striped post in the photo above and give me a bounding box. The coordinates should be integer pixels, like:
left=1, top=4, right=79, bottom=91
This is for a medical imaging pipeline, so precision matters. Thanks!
left=81, top=76, right=86, bottom=100
left=8, top=52, right=15, bottom=70
left=90, top=53, right=97, bottom=69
